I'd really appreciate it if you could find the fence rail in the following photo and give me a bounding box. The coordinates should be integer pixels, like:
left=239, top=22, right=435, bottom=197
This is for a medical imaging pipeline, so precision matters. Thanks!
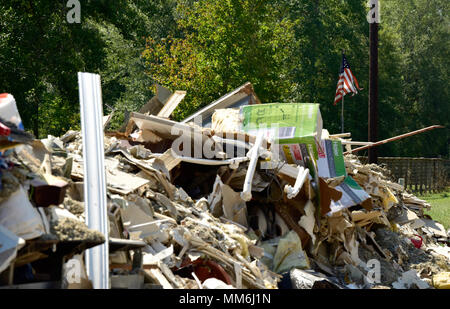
left=357, top=157, right=449, bottom=194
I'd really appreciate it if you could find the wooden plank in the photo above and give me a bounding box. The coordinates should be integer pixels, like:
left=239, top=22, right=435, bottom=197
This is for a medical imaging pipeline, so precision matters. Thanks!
left=157, top=91, right=186, bottom=118
left=143, top=268, right=173, bottom=289
left=182, top=82, right=261, bottom=126
left=345, top=125, right=444, bottom=154
left=329, top=133, right=351, bottom=138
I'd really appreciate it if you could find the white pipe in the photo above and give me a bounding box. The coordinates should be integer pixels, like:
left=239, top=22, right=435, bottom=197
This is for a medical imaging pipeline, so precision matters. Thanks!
left=284, top=166, right=309, bottom=199
left=240, top=132, right=264, bottom=201
left=78, top=72, right=109, bottom=289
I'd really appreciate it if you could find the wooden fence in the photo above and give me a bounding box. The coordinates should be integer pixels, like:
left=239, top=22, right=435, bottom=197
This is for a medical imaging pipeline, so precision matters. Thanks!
left=358, top=157, right=449, bottom=194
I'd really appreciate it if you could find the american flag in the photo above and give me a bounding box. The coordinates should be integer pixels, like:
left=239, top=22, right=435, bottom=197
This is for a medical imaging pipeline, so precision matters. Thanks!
left=334, top=54, right=362, bottom=105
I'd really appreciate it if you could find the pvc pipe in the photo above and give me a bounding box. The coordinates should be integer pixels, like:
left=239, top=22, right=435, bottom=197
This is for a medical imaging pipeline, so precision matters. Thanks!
left=284, top=166, right=310, bottom=199
left=78, top=72, right=109, bottom=289
left=240, top=132, right=264, bottom=201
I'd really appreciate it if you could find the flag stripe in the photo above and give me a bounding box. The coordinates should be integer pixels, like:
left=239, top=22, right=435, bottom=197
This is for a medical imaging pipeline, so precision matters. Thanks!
left=334, top=54, right=361, bottom=105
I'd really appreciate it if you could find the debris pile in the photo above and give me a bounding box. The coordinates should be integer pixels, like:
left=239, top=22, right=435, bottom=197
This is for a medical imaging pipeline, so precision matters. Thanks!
left=0, top=84, right=448, bottom=289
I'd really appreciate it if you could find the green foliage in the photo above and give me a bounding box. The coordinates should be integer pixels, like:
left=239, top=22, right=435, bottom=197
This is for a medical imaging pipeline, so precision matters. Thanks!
left=0, top=1, right=85, bottom=137
left=0, top=0, right=177, bottom=137
left=143, top=0, right=296, bottom=120
left=380, top=0, right=449, bottom=157
left=281, top=0, right=370, bottom=140
left=421, top=188, right=450, bottom=230
left=0, top=0, right=448, bottom=158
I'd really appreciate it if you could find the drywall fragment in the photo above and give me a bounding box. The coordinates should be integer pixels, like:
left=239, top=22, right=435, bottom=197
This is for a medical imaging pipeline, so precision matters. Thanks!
left=121, top=202, right=154, bottom=226
left=221, top=183, right=248, bottom=227
left=0, top=225, right=26, bottom=273
left=143, top=245, right=174, bottom=266
left=208, top=175, right=223, bottom=217
left=143, top=269, right=173, bottom=289
left=421, top=219, right=447, bottom=238
left=298, top=200, right=316, bottom=244
left=290, top=269, right=340, bottom=289
left=392, top=270, right=430, bottom=289
left=104, top=157, right=149, bottom=195
left=426, top=244, right=450, bottom=260
left=154, top=192, right=179, bottom=217
left=50, top=206, right=80, bottom=222
left=202, top=278, right=235, bottom=289
left=158, top=149, right=182, bottom=171
left=0, top=187, right=45, bottom=240
left=394, top=208, right=420, bottom=225
left=273, top=231, right=310, bottom=274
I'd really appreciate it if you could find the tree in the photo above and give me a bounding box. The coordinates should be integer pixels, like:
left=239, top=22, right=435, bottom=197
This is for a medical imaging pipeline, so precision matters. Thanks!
left=282, top=0, right=370, bottom=141
left=380, top=0, right=449, bottom=157
left=142, top=0, right=296, bottom=120
left=0, top=0, right=178, bottom=136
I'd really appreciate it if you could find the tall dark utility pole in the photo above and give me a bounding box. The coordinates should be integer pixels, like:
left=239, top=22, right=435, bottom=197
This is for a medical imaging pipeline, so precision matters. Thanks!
left=368, top=0, right=379, bottom=164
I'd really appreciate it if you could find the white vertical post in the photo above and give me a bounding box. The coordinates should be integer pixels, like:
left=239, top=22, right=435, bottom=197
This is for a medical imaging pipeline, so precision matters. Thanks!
left=78, top=72, right=109, bottom=289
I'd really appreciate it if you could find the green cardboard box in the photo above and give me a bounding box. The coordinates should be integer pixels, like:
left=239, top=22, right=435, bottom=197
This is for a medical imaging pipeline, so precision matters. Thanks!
left=241, top=103, right=323, bottom=165
left=317, top=139, right=371, bottom=213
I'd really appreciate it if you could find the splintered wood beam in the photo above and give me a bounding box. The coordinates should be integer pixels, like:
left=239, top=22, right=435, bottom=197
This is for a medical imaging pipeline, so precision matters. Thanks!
left=340, top=141, right=374, bottom=146
left=329, top=132, right=351, bottom=138
left=344, top=125, right=444, bottom=155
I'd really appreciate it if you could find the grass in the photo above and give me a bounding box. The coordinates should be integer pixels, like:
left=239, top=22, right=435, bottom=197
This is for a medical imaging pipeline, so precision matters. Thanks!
left=418, top=188, right=450, bottom=230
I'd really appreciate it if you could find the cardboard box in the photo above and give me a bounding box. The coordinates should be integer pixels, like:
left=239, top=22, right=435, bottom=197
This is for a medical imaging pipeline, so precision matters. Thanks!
left=241, top=103, right=323, bottom=164
left=317, top=139, right=370, bottom=214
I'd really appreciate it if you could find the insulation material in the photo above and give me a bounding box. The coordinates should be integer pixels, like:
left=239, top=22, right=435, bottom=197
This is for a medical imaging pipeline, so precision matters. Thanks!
left=212, top=108, right=242, bottom=133
left=432, top=272, right=450, bottom=289
left=273, top=231, right=310, bottom=274
left=0, top=187, right=45, bottom=240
